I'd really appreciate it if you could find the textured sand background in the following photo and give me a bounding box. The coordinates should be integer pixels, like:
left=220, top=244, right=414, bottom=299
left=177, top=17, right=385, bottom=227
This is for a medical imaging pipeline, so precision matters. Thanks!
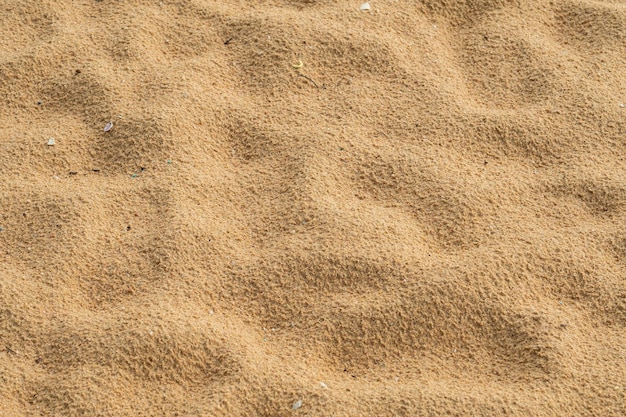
left=1, top=0, right=625, bottom=416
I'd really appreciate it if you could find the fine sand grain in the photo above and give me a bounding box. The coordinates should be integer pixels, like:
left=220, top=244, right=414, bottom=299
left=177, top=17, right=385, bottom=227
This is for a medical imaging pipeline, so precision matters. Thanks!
left=1, top=1, right=625, bottom=416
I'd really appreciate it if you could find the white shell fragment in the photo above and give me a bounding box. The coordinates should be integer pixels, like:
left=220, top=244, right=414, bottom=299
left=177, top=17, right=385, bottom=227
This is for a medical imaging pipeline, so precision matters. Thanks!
left=360, top=3, right=371, bottom=10
left=104, top=121, right=113, bottom=132
left=47, top=138, right=55, bottom=146
left=292, top=400, right=302, bottom=410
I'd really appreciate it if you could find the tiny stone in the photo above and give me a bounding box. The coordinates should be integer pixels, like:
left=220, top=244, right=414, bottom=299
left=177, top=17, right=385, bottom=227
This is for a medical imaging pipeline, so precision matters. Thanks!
left=319, top=382, right=328, bottom=389
left=360, top=3, right=370, bottom=10
left=47, top=138, right=55, bottom=146
left=104, top=121, right=113, bottom=132
left=619, top=103, right=625, bottom=108
left=0, top=227, right=4, bottom=232
left=292, top=400, right=302, bottom=410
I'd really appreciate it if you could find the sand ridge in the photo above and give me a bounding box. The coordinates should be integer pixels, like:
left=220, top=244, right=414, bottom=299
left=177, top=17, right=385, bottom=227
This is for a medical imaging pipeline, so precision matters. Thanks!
left=1, top=0, right=625, bottom=416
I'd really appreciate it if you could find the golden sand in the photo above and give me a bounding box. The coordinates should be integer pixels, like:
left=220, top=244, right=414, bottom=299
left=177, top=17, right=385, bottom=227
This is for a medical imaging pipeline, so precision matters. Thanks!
left=1, top=1, right=625, bottom=415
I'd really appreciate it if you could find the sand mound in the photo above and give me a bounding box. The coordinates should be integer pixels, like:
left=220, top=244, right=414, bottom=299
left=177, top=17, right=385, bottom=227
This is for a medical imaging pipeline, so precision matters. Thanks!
left=1, top=1, right=625, bottom=416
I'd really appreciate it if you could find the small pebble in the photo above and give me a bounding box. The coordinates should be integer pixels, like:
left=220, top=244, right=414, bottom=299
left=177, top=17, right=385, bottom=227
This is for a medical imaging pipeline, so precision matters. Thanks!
left=360, top=2, right=370, bottom=10
left=0, top=227, right=4, bottom=232
left=104, top=121, right=113, bottom=132
left=292, top=400, right=302, bottom=410
left=319, top=382, right=328, bottom=389
left=47, top=138, right=55, bottom=146
left=620, top=103, right=625, bottom=108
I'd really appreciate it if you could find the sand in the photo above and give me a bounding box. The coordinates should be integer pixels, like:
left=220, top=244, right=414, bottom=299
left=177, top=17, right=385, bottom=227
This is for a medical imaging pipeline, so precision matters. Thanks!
left=1, top=0, right=625, bottom=416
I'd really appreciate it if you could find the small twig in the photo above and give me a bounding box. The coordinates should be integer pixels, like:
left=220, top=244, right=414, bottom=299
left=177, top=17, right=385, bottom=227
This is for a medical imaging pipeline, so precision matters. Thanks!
left=224, top=37, right=233, bottom=45
left=5, top=346, right=16, bottom=355
left=298, top=73, right=320, bottom=89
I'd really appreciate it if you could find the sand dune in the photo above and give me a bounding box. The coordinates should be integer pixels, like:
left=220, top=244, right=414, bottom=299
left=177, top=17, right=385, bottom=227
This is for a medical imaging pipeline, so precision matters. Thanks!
left=1, top=0, right=625, bottom=415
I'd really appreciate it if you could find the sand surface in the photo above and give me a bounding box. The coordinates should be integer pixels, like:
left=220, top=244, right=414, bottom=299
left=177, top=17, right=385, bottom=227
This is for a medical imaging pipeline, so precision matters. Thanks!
left=1, top=0, right=625, bottom=416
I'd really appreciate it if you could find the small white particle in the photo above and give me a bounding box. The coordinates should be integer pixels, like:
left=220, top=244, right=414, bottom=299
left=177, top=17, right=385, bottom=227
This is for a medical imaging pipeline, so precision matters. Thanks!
left=292, top=400, right=302, bottom=410
left=360, top=3, right=370, bottom=11
left=104, top=121, right=113, bottom=132
left=47, top=138, right=55, bottom=146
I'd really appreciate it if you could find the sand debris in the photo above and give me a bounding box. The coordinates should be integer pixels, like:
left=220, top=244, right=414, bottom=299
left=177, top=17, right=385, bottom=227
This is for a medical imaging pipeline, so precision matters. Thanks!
left=104, top=121, right=114, bottom=132
left=360, top=3, right=370, bottom=11
left=46, top=138, right=55, bottom=146
left=292, top=400, right=303, bottom=410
